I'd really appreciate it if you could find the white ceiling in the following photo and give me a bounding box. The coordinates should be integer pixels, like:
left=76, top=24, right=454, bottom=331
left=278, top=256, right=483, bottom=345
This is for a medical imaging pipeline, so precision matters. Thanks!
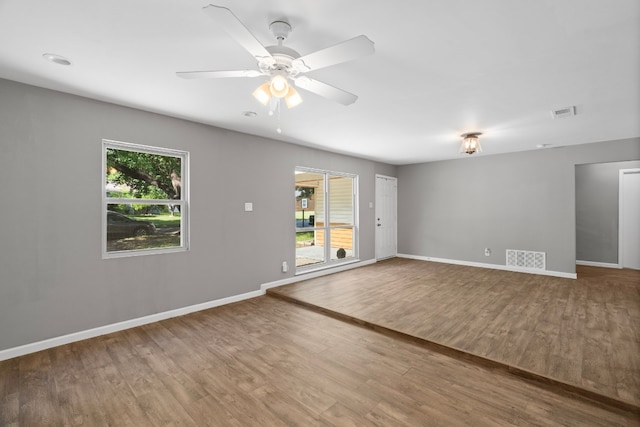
left=1, top=0, right=638, bottom=165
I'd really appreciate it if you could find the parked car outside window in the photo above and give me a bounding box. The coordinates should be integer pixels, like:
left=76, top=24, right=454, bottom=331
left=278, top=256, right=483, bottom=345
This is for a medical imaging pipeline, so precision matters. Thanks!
left=107, top=211, right=156, bottom=240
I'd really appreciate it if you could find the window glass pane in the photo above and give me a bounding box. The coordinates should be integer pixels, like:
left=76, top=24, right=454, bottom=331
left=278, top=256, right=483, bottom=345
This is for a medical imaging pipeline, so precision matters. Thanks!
left=296, top=231, right=324, bottom=267
left=104, top=140, right=188, bottom=258
left=106, top=148, right=182, bottom=201
left=295, top=171, right=324, bottom=228
left=329, top=175, right=353, bottom=225
left=329, top=227, right=354, bottom=261
left=106, top=204, right=181, bottom=253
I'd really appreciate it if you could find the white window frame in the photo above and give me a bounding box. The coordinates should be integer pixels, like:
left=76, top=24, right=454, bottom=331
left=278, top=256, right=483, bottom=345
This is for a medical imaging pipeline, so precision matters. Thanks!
left=295, top=166, right=359, bottom=273
left=102, top=139, right=189, bottom=259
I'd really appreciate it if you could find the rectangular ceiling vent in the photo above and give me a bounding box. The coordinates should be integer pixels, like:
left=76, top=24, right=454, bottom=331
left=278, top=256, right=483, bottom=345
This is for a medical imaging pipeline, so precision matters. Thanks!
left=506, top=249, right=546, bottom=270
left=551, top=106, right=576, bottom=119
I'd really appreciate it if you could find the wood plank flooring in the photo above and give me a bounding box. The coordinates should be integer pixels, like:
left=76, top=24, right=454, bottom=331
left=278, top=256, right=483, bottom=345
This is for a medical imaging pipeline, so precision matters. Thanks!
left=268, top=258, right=640, bottom=413
left=1, top=295, right=639, bottom=426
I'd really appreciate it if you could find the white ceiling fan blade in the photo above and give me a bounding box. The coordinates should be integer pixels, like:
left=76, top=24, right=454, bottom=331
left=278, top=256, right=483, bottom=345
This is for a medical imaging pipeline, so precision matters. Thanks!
left=176, top=70, right=263, bottom=79
left=292, top=35, right=374, bottom=73
left=202, top=5, right=273, bottom=63
left=295, top=77, right=358, bottom=105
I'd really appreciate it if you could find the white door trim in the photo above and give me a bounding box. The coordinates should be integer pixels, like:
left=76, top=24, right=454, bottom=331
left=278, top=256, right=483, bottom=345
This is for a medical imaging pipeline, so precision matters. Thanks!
left=619, top=168, right=640, bottom=269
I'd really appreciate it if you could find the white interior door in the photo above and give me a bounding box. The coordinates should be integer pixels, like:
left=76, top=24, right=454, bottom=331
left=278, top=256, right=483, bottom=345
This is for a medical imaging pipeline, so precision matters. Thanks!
left=375, top=175, right=397, bottom=260
left=620, top=169, right=640, bottom=269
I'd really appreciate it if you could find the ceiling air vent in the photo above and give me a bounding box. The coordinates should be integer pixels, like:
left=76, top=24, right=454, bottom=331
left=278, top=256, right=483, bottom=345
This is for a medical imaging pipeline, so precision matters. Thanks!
left=551, top=106, right=576, bottom=119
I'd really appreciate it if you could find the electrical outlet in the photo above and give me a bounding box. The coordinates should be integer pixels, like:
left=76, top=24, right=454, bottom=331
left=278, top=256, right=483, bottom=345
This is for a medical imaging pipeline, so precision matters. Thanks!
left=282, top=261, right=288, bottom=273
left=484, top=248, right=491, bottom=256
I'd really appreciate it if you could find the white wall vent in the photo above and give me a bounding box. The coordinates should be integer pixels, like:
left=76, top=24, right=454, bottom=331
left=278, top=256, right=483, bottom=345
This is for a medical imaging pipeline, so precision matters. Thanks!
left=506, top=249, right=546, bottom=270
left=551, top=106, right=576, bottom=119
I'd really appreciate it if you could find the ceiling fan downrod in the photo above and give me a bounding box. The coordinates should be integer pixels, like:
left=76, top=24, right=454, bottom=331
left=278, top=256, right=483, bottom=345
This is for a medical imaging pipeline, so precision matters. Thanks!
left=269, top=20, right=291, bottom=45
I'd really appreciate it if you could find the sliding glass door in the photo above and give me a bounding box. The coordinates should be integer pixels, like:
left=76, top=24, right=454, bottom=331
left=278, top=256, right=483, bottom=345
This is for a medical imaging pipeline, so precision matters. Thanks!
left=295, top=168, right=358, bottom=270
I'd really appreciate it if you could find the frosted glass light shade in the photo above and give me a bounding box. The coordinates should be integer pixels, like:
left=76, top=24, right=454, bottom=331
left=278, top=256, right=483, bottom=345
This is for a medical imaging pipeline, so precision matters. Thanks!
left=270, top=74, right=289, bottom=98
left=285, top=87, right=303, bottom=108
left=253, top=76, right=303, bottom=108
left=252, top=82, right=271, bottom=105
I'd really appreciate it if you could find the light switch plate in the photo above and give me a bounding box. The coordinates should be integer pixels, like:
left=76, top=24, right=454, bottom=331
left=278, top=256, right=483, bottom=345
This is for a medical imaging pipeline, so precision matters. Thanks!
left=244, top=202, right=253, bottom=212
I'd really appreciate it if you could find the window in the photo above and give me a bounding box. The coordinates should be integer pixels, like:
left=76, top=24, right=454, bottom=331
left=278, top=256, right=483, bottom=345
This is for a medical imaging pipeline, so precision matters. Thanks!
left=295, top=167, right=358, bottom=270
left=103, top=140, right=189, bottom=258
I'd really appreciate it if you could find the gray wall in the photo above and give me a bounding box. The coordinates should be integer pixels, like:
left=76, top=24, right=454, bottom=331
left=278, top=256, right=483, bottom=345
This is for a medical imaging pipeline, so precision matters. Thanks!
left=0, top=79, right=396, bottom=351
left=575, top=160, right=640, bottom=264
left=397, top=138, right=640, bottom=274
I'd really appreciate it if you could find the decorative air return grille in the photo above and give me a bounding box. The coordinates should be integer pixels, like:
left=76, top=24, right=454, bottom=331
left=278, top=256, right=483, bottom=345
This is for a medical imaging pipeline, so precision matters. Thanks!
left=506, top=249, right=546, bottom=270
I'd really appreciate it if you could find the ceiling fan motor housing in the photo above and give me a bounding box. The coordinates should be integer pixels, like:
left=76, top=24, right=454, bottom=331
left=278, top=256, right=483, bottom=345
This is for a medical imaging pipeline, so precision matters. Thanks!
left=263, top=45, right=301, bottom=76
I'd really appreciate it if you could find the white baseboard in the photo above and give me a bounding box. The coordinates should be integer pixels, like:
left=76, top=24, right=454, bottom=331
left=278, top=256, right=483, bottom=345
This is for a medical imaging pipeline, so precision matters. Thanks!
left=0, top=259, right=379, bottom=362
left=0, top=289, right=264, bottom=362
left=398, top=254, right=578, bottom=279
left=261, top=258, right=377, bottom=291
left=576, top=260, right=622, bottom=269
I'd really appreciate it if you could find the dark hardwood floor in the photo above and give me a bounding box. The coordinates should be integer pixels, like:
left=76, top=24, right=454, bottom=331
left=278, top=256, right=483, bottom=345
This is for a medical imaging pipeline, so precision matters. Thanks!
left=269, top=258, right=640, bottom=413
left=1, top=259, right=639, bottom=425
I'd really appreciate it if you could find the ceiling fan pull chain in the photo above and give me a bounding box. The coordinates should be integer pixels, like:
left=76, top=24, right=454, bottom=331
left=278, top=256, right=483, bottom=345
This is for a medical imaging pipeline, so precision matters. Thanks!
left=276, top=99, right=283, bottom=134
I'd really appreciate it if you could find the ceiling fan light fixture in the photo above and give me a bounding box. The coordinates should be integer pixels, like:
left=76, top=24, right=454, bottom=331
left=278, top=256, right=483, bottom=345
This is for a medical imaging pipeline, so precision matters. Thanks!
left=178, top=6, right=375, bottom=109
left=285, top=86, right=303, bottom=108
left=269, top=74, right=289, bottom=98
left=252, top=82, right=271, bottom=105
left=460, top=132, right=483, bottom=155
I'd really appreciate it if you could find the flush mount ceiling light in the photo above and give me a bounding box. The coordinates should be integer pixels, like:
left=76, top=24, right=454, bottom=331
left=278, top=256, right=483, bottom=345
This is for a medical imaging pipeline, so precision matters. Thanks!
left=42, top=53, right=71, bottom=66
left=460, top=132, right=483, bottom=155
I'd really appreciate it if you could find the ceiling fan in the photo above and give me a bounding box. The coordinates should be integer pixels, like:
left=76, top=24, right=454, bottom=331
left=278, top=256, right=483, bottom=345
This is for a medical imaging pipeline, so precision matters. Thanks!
left=177, top=5, right=375, bottom=109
